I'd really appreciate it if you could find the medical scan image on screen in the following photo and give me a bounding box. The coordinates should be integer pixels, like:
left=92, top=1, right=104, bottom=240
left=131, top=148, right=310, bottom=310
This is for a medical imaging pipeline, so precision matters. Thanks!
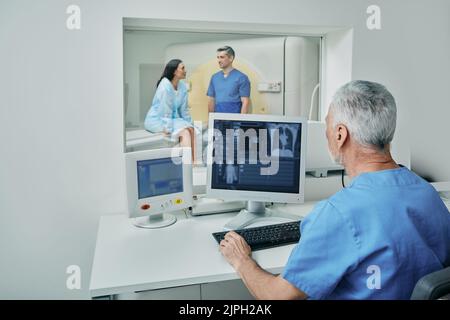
left=137, top=157, right=183, bottom=199
left=211, top=120, right=302, bottom=193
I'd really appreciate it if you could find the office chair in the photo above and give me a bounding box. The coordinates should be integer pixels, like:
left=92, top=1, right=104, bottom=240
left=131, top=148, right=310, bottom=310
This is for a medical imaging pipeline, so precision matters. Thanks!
left=410, top=266, right=450, bottom=300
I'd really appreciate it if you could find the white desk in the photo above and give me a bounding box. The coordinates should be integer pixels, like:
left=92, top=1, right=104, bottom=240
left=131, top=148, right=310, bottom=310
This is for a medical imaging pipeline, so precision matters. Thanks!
left=89, top=202, right=317, bottom=299
left=90, top=198, right=450, bottom=299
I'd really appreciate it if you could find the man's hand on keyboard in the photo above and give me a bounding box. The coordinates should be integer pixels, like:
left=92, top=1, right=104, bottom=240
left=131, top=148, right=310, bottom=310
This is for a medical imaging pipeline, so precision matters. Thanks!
left=219, top=231, right=253, bottom=271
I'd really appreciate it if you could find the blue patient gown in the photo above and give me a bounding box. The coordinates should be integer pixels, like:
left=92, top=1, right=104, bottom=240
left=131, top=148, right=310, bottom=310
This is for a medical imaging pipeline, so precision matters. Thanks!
left=144, top=78, right=195, bottom=138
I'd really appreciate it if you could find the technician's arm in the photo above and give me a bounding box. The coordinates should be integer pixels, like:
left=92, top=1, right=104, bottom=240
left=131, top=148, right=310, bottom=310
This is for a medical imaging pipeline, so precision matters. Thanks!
left=220, top=231, right=307, bottom=300
left=208, top=97, right=215, bottom=113
left=240, top=97, right=250, bottom=114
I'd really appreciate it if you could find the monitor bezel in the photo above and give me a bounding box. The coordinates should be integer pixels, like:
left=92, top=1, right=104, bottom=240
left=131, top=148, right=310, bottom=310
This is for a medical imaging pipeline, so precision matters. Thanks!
left=125, top=147, right=193, bottom=218
left=206, top=113, right=307, bottom=204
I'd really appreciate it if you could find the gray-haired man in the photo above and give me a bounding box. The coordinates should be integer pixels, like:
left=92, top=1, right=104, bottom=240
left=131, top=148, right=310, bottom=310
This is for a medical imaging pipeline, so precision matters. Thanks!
left=218, top=80, right=450, bottom=300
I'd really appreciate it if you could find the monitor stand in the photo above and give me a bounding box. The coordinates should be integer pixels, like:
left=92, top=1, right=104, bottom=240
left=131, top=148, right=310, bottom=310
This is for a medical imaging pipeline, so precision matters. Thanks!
left=133, top=213, right=177, bottom=229
left=223, top=201, right=300, bottom=230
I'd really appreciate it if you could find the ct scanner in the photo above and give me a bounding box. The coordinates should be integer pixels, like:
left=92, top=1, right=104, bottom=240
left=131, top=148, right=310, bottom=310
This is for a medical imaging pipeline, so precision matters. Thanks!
left=124, top=36, right=342, bottom=175
left=124, top=32, right=410, bottom=199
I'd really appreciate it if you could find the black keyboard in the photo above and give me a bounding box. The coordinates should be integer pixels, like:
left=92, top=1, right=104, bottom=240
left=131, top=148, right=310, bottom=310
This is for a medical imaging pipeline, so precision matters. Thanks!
left=212, top=221, right=301, bottom=251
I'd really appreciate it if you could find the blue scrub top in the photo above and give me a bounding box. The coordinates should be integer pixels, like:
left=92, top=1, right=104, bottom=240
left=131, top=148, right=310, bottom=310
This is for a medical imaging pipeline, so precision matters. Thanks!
left=207, top=69, right=250, bottom=113
left=282, top=167, right=450, bottom=300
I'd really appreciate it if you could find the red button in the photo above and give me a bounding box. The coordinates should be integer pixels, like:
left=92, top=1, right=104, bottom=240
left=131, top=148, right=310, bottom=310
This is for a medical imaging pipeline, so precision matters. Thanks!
left=141, top=204, right=150, bottom=210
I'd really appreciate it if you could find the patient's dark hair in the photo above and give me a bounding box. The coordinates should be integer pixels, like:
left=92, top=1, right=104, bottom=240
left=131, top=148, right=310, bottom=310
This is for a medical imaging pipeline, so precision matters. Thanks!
left=157, top=59, right=182, bottom=87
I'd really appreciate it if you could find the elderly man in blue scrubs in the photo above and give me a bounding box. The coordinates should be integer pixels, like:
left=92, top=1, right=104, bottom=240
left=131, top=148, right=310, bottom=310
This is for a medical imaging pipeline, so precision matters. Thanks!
left=219, top=80, right=450, bottom=299
left=207, top=46, right=250, bottom=114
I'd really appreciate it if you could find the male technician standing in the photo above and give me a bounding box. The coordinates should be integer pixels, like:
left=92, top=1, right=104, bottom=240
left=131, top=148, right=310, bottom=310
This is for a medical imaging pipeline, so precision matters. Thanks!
left=207, top=46, right=251, bottom=114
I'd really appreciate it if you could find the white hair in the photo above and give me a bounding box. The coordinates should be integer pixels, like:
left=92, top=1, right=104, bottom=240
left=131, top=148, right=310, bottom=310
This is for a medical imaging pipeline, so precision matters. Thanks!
left=329, top=80, right=397, bottom=150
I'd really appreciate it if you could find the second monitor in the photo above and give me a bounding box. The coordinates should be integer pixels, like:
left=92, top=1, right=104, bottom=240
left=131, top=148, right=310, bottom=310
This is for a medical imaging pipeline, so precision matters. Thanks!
left=206, top=113, right=307, bottom=230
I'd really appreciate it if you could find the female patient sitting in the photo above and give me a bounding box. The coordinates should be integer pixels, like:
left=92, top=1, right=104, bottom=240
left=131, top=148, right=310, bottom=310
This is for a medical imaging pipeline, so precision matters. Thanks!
left=144, top=59, right=197, bottom=162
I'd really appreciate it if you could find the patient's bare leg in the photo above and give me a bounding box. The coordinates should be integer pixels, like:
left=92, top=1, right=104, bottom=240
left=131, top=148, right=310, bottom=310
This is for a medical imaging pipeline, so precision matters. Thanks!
left=187, top=127, right=196, bottom=163
left=178, top=128, right=195, bottom=163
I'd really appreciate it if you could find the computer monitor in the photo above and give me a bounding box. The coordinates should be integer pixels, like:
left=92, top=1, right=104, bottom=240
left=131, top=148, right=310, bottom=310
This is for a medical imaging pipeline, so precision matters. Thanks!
left=206, top=113, right=307, bottom=230
left=125, top=147, right=193, bottom=228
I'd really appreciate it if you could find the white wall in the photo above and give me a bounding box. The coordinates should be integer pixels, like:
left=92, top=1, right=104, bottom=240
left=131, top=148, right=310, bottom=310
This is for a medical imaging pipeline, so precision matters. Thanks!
left=1, top=0, right=449, bottom=299
left=321, top=29, right=353, bottom=120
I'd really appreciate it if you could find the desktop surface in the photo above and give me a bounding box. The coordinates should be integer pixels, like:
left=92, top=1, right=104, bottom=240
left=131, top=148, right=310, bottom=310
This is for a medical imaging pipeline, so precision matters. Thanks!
left=89, top=203, right=315, bottom=298
left=89, top=213, right=296, bottom=297
left=90, top=199, right=450, bottom=298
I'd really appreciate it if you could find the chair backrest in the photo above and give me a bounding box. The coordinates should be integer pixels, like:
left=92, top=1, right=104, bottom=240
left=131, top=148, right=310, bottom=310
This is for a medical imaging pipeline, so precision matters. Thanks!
left=410, top=266, right=450, bottom=300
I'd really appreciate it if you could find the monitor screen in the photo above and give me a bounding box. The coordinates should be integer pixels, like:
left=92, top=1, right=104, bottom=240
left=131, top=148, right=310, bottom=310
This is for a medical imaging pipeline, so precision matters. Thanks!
left=211, top=119, right=302, bottom=194
left=137, top=156, right=183, bottom=199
